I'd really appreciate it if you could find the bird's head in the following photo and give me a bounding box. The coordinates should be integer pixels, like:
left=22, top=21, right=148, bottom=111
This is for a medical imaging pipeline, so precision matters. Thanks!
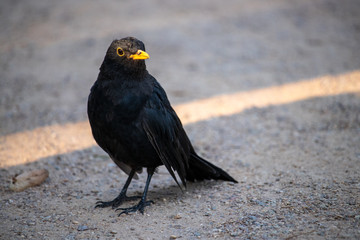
left=101, top=37, right=150, bottom=77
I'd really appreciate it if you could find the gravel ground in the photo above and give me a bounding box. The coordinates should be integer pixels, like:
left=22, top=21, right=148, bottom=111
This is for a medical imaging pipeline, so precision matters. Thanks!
left=1, top=0, right=360, bottom=239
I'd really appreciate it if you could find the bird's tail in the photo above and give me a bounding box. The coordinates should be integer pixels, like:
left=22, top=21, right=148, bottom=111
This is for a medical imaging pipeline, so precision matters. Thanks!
left=186, top=153, right=238, bottom=183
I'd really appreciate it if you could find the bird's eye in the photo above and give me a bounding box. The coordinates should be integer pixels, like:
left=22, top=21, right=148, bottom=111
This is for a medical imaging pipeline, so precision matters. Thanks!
left=117, top=47, right=124, bottom=56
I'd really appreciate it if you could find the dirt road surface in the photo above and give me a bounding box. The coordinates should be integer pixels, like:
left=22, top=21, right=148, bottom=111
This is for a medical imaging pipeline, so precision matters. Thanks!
left=1, top=0, right=360, bottom=239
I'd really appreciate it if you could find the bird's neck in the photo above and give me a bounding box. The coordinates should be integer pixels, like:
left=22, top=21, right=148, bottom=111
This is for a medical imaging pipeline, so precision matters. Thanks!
left=99, top=59, right=147, bottom=82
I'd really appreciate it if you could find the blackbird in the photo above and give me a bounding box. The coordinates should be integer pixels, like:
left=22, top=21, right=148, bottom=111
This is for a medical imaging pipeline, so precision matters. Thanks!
left=87, top=37, right=237, bottom=215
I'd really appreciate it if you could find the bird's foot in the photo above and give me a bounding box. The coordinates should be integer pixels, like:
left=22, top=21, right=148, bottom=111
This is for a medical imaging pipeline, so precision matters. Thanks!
left=95, top=194, right=141, bottom=209
left=116, top=199, right=154, bottom=216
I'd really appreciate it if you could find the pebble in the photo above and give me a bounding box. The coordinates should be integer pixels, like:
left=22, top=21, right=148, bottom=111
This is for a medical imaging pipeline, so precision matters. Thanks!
left=172, top=224, right=182, bottom=229
left=230, top=231, right=240, bottom=237
left=42, top=216, right=52, bottom=222
left=328, top=225, right=339, bottom=233
left=169, top=235, right=177, bottom=239
left=110, top=230, right=117, bottom=234
left=248, top=215, right=257, bottom=221
left=64, top=234, right=76, bottom=240
left=26, top=220, right=36, bottom=226
left=77, top=225, right=89, bottom=231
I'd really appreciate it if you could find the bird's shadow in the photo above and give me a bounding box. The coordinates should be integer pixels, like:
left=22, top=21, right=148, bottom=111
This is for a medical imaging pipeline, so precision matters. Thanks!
left=144, top=178, right=226, bottom=204
left=0, top=146, right=233, bottom=211
left=97, top=171, right=229, bottom=210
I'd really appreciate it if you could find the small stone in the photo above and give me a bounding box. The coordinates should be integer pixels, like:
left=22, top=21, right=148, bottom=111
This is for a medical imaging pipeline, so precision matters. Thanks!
left=110, top=230, right=117, bottom=234
left=72, top=220, right=79, bottom=224
left=172, top=224, right=182, bottom=229
left=77, top=225, right=89, bottom=231
left=42, top=216, right=52, bottom=222
left=319, top=203, right=328, bottom=210
left=328, top=225, right=339, bottom=233
left=169, top=235, right=177, bottom=239
left=64, top=234, right=76, bottom=240
left=174, top=214, right=181, bottom=219
left=248, top=215, right=257, bottom=221
left=26, top=220, right=36, bottom=226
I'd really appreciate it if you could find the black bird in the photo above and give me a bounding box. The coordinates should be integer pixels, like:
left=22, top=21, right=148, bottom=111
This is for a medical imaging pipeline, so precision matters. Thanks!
left=87, top=37, right=237, bottom=215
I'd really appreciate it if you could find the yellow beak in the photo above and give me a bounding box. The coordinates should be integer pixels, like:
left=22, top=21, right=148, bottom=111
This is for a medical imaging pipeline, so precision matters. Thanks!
left=129, top=50, right=150, bottom=60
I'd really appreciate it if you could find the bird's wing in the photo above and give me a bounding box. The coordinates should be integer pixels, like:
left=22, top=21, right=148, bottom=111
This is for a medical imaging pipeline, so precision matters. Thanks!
left=141, top=80, right=190, bottom=187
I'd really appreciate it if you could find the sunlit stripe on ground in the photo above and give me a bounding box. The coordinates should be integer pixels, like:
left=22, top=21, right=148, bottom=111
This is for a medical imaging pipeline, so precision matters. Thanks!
left=1, top=71, right=359, bottom=168
left=175, top=71, right=360, bottom=124
left=0, top=121, right=94, bottom=168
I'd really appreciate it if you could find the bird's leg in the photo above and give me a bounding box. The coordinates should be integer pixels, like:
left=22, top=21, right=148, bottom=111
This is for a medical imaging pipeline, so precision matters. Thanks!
left=116, top=168, right=155, bottom=215
left=95, top=168, right=140, bottom=209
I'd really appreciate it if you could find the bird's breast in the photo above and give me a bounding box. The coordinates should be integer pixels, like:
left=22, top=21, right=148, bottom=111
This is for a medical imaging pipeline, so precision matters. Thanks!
left=90, top=80, right=151, bottom=125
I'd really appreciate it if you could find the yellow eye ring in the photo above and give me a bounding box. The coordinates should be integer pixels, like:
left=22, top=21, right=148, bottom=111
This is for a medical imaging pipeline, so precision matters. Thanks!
left=117, top=47, right=124, bottom=56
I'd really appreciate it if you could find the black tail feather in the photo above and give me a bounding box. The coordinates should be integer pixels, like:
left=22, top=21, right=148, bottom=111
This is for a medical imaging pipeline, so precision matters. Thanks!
left=186, top=153, right=238, bottom=183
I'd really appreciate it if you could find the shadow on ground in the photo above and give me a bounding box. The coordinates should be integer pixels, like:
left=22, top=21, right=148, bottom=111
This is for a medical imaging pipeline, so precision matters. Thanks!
left=1, top=92, right=359, bottom=239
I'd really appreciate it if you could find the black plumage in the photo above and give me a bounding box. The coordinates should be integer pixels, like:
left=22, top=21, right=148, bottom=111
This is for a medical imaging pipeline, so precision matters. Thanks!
left=87, top=37, right=237, bottom=215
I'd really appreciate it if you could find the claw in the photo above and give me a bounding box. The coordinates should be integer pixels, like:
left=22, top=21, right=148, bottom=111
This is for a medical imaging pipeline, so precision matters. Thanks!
left=116, top=200, right=154, bottom=216
left=96, top=168, right=155, bottom=216
left=95, top=201, right=112, bottom=208
left=94, top=194, right=141, bottom=209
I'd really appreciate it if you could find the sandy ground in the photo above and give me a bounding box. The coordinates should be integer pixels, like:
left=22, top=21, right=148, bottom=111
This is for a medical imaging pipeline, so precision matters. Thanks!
left=1, top=0, right=360, bottom=239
